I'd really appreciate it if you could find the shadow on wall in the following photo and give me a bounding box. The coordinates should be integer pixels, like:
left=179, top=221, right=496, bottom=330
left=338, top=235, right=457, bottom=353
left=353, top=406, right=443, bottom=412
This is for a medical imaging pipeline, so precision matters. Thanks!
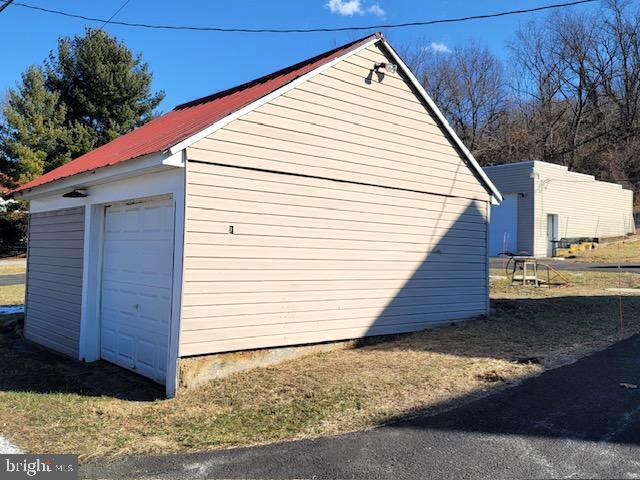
left=358, top=199, right=488, bottom=341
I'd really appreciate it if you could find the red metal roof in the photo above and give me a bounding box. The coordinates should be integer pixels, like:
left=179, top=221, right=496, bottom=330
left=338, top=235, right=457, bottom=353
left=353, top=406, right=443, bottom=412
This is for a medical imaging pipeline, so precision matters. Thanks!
left=15, top=33, right=380, bottom=194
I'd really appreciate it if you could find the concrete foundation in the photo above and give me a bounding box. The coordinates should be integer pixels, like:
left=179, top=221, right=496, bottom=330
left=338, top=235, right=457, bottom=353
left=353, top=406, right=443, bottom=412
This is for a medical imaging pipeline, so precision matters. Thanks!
left=176, top=317, right=473, bottom=392
left=178, top=339, right=356, bottom=390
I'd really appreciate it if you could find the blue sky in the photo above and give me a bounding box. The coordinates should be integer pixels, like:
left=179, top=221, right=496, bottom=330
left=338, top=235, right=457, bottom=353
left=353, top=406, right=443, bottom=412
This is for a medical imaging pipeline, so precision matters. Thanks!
left=1, top=0, right=601, bottom=112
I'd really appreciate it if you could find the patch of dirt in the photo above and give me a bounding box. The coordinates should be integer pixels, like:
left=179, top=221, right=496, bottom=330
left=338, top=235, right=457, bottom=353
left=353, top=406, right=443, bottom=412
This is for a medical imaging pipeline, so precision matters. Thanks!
left=475, top=371, right=508, bottom=383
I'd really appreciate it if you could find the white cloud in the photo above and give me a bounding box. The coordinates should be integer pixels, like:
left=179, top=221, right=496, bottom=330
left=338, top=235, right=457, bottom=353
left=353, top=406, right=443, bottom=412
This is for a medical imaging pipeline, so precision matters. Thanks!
left=325, top=0, right=385, bottom=17
left=367, top=4, right=386, bottom=17
left=326, top=0, right=363, bottom=16
left=429, top=42, right=451, bottom=53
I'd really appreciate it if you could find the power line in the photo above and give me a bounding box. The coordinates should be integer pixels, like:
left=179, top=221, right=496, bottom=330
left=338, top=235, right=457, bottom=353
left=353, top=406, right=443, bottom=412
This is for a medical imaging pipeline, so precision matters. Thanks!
left=12, top=0, right=597, bottom=34
left=94, top=0, right=131, bottom=34
left=0, top=0, right=14, bottom=14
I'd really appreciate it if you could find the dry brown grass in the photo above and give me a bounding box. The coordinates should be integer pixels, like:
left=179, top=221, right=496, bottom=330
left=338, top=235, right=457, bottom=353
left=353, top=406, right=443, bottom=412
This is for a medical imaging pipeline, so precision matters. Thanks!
left=0, top=270, right=638, bottom=461
left=0, top=284, right=24, bottom=306
left=0, top=262, right=25, bottom=276
left=571, top=239, right=640, bottom=263
left=0, top=261, right=26, bottom=305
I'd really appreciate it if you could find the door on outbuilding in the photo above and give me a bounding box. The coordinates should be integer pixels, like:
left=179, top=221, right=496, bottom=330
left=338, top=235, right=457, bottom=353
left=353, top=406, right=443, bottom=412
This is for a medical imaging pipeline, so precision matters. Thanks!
left=489, top=194, right=518, bottom=256
left=99, top=197, right=174, bottom=384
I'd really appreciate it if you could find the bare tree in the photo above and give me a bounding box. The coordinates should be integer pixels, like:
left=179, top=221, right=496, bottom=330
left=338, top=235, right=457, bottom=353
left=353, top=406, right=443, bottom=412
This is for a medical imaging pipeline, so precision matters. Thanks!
left=405, top=42, right=506, bottom=161
left=402, top=1, right=640, bottom=204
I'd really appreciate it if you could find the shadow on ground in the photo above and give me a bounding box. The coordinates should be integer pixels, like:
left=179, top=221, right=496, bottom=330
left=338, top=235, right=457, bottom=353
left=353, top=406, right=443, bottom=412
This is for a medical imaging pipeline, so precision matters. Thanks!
left=385, top=332, right=640, bottom=444
left=80, top=334, right=640, bottom=480
left=0, top=320, right=163, bottom=401
left=2, top=293, right=639, bottom=403
left=357, top=294, right=640, bottom=365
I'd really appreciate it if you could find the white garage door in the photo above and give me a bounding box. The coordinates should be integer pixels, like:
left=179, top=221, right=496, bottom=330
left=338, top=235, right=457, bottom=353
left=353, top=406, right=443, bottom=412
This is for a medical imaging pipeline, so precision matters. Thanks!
left=489, top=194, right=518, bottom=256
left=100, top=197, right=174, bottom=384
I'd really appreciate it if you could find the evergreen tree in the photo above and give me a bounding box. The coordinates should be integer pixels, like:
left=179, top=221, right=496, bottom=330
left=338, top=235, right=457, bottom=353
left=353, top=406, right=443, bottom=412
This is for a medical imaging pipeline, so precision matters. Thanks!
left=0, top=28, right=164, bottom=186
left=0, top=66, right=81, bottom=184
left=45, top=28, right=165, bottom=147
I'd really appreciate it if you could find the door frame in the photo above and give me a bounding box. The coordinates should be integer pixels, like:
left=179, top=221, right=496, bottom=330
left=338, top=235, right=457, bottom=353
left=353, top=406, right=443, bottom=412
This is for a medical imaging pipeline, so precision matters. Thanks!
left=98, top=195, right=176, bottom=384
left=547, top=213, right=559, bottom=257
left=73, top=167, right=185, bottom=397
left=488, top=193, right=518, bottom=256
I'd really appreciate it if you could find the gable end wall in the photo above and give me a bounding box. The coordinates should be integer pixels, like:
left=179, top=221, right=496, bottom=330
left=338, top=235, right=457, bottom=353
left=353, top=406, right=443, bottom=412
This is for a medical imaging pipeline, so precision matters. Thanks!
left=179, top=41, right=491, bottom=357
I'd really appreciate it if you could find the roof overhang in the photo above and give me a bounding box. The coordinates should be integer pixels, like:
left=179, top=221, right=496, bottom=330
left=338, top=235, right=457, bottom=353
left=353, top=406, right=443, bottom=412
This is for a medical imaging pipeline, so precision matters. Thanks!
left=14, top=34, right=502, bottom=205
left=378, top=38, right=503, bottom=204
left=13, top=150, right=184, bottom=201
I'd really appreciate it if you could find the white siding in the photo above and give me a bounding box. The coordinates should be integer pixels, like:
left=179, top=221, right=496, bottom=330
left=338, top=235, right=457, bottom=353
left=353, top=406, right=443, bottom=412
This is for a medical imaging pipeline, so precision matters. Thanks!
left=180, top=162, right=488, bottom=356
left=532, top=161, right=635, bottom=257
left=178, top=41, right=492, bottom=357
left=25, top=207, right=84, bottom=357
left=188, top=43, right=490, bottom=203
left=483, top=162, right=535, bottom=255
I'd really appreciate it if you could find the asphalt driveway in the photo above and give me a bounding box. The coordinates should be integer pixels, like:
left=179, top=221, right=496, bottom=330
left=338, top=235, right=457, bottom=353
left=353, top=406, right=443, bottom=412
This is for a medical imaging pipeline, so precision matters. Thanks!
left=82, top=334, right=640, bottom=480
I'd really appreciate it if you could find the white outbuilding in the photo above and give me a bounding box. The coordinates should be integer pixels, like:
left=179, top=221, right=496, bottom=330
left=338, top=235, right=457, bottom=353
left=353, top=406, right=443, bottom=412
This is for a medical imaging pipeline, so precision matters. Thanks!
left=484, top=160, right=634, bottom=257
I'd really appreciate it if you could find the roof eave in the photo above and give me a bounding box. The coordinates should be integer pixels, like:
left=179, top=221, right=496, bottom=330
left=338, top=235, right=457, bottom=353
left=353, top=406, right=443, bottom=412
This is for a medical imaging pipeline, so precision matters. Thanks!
left=13, top=150, right=183, bottom=201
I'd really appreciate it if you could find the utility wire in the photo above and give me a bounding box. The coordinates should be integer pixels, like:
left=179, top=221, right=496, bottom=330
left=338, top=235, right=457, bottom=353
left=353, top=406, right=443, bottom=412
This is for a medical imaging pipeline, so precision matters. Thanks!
left=0, top=0, right=14, bottom=14
left=11, top=0, right=597, bottom=34
left=93, top=0, right=131, bottom=35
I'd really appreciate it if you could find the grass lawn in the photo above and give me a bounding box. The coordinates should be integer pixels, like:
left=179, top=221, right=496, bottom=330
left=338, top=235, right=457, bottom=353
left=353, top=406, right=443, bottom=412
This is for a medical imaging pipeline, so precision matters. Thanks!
left=0, top=261, right=26, bottom=306
left=1, top=270, right=639, bottom=461
left=0, top=285, right=24, bottom=306
left=571, top=239, right=640, bottom=263
left=0, top=262, right=26, bottom=276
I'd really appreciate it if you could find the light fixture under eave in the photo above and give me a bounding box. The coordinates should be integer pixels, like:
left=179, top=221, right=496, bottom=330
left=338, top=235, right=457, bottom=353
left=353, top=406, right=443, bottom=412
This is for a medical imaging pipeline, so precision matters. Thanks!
left=374, top=62, right=398, bottom=74
left=62, top=189, right=88, bottom=198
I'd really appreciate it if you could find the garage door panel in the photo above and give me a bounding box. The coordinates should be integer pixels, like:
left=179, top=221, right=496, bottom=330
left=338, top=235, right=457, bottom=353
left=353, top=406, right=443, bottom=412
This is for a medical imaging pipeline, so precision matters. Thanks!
left=100, top=198, right=174, bottom=384
left=136, top=339, right=157, bottom=367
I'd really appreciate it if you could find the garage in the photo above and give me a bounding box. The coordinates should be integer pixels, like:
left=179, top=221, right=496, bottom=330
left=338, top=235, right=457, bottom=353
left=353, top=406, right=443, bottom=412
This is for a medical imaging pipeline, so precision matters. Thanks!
left=14, top=33, right=501, bottom=397
left=99, top=197, right=175, bottom=384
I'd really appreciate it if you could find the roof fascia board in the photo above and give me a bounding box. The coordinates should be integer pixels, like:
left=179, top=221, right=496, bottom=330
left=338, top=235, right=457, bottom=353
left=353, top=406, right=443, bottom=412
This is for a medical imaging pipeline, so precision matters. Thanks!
left=168, top=37, right=379, bottom=155
left=15, top=151, right=182, bottom=200
left=379, top=39, right=503, bottom=204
